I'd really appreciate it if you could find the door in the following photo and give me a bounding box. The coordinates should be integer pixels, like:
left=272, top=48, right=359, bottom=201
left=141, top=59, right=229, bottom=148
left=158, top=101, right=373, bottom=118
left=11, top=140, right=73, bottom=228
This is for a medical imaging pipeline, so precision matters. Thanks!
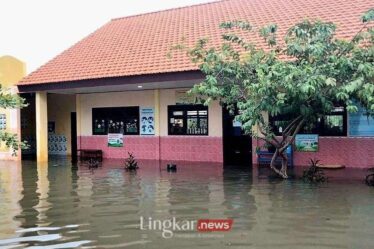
left=222, top=107, right=252, bottom=166
left=71, top=112, right=78, bottom=163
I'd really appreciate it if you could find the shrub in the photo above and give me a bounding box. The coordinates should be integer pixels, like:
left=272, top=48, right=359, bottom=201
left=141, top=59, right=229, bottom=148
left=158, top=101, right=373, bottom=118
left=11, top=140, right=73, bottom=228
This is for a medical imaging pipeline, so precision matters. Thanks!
left=124, top=152, right=139, bottom=171
left=302, top=159, right=326, bottom=183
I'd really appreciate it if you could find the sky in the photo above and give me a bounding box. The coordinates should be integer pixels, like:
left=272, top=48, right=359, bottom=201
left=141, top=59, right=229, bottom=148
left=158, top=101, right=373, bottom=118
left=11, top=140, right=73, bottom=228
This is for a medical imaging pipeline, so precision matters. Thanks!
left=0, top=0, right=215, bottom=73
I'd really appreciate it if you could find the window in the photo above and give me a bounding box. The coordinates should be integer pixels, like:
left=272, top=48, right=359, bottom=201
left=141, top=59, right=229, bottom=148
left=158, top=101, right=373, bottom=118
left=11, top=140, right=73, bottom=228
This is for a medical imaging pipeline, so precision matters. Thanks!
left=0, top=114, right=6, bottom=130
left=270, top=106, right=347, bottom=136
left=168, top=105, right=208, bottom=135
left=92, top=107, right=139, bottom=135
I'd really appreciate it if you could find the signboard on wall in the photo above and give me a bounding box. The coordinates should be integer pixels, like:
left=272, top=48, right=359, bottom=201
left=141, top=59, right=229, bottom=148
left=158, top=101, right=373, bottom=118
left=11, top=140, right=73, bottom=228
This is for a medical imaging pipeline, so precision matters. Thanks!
left=349, top=103, right=374, bottom=136
left=295, top=134, right=319, bottom=152
left=108, top=133, right=123, bottom=147
left=140, top=107, right=155, bottom=135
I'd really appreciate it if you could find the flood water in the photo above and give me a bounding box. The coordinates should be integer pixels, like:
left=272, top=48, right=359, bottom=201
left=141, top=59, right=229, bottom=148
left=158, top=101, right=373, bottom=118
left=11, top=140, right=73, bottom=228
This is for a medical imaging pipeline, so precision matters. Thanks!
left=0, top=158, right=374, bottom=249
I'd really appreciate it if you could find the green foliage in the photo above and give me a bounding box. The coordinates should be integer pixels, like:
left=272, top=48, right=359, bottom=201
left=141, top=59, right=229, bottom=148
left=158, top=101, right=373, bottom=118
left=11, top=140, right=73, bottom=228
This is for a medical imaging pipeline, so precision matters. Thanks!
left=0, top=85, right=27, bottom=155
left=0, top=131, right=27, bottom=156
left=361, top=8, right=374, bottom=23
left=173, top=9, right=374, bottom=178
left=0, top=85, right=26, bottom=109
left=302, top=159, right=327, bottom=183
left=125, top=152, right=139, bottom=171
left=179, top=9, right=374, bottom=140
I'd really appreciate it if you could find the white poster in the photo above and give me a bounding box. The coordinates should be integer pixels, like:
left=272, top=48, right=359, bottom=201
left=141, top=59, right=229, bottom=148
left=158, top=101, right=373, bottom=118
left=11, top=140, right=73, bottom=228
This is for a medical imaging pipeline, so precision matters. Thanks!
left=140, top=107, right=155, bottom=135
left=108, top=133, right=123, bottom=147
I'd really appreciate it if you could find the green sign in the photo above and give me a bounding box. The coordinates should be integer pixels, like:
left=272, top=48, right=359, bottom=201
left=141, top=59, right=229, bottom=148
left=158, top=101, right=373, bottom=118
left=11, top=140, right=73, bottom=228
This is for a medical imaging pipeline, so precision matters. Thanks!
left=108, top=133, right=123, bottom=147
left=295, top=134, right=319, bottom=152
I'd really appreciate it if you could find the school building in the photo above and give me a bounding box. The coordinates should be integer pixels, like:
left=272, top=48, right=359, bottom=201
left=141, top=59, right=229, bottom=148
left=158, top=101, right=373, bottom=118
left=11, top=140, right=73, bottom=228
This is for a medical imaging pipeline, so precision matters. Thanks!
left=15, top=0, right=374, bottom=167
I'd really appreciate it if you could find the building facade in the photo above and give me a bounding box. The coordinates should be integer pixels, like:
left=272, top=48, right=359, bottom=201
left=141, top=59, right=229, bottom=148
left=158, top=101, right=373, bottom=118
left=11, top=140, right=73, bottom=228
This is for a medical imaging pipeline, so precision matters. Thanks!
left=16, top=0, right=374, bottom=168
left=0, top=56, right=25, bottom=160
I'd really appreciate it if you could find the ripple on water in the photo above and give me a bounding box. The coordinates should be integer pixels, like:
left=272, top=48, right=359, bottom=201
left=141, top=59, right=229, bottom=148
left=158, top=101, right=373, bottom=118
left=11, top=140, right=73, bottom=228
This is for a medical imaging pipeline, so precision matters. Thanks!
left=0, top=160, right=374, bottom=248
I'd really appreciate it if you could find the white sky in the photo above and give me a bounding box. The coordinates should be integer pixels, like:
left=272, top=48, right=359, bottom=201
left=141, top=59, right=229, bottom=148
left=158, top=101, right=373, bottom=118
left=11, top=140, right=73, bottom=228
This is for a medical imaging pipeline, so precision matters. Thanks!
left=0, top=0, right=215, bottom=73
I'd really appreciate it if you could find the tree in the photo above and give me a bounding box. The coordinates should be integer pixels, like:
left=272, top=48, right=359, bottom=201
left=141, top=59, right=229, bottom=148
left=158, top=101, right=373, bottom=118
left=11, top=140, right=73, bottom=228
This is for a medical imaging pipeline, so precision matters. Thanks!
left=0, top=85, right=27, bottom=155
left=177, top=9, right=374, bottom=178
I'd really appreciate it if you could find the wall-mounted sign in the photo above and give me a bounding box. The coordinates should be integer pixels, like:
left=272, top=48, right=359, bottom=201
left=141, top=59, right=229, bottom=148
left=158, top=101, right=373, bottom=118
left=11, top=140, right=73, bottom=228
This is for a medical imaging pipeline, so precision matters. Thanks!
left=349, top=103, right=374, bottom=137
left=140, top=107, right=155, bottom=135
left=108, top=133, right=123, bottom=147
left=295, top=134, right=319, bottom=152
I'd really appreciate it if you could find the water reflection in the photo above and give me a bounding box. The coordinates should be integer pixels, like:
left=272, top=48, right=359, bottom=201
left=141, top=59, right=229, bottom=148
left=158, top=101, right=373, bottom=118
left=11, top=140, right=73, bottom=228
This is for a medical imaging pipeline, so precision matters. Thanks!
left=0, top=159, right=373, bottom=248
left=15, top=161, right=39, bottom=232
left=0, top=161, right=23, bottom=239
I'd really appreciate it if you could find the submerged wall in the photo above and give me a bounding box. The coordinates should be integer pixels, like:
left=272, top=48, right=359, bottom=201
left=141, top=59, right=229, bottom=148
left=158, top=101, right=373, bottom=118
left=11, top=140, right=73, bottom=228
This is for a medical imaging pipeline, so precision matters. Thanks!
left=61, top=86, right=374, bottom=167
left=77, top=89, right=223, bottom=162
left=252, top=137, right=374, bottom=168
left=47, top=94, right=76, bottom=155
left=0, top=56, right=25, bottom=160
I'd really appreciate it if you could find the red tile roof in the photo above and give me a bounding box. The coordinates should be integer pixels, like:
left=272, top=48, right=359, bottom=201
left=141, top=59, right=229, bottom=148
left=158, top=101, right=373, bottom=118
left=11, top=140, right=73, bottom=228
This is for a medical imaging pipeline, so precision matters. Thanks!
left=18, top=0, right=373, bottom=86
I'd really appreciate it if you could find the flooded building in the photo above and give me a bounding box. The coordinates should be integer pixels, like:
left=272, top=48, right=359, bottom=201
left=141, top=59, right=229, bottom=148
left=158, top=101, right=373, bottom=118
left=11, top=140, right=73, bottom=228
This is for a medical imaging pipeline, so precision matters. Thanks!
left=16, top=0, right=374, bottom=167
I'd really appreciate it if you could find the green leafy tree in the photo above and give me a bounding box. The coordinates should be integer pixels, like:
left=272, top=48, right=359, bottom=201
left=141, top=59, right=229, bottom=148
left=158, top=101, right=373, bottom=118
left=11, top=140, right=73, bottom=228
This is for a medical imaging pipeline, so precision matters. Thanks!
left=0, top=85, right=27, bottom=155
left=176, top=9, right=374, bottom=178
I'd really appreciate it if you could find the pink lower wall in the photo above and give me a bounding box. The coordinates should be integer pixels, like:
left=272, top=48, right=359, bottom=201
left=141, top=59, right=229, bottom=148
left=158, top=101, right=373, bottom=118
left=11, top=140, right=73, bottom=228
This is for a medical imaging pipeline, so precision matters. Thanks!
left=252, top=137, right=374, bottom=168
left=78, top=136, right=223, bottom=163
left=79, top=135, right=374, bottom=168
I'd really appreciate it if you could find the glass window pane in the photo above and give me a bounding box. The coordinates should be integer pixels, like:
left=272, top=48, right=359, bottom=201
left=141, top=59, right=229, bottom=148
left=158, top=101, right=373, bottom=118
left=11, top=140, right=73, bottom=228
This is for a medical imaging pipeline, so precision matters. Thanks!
left=92, top=107, right=139, bottom=135
left=171, top=118, right=184, bottom=134
left=187, top=117, right=197, bottom=134
left=332, top=107, right=344, bottom=112
left=94, top=118, right=106, bottom=134
left=125, top=118, right=138, bottom=134
left=168, top=105, right=208, bottom=135
left=324, top=115, right=343, bottom=135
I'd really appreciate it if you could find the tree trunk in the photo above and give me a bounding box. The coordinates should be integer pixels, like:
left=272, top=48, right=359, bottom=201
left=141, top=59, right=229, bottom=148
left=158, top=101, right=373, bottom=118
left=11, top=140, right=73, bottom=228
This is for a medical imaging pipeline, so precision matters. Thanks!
left=265, top=117, right=305, bottom=179
left=269, top=148, right=288, bottom=178
left=280, top=152, right=288, bottom=178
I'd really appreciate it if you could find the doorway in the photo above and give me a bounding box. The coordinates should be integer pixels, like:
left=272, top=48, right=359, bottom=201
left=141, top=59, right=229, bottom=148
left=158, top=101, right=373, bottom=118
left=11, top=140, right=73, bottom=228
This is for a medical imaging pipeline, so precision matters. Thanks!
left=20, top=93, right=36, bottom=160
left=71, top=112, right=77, bottom=163
left=222, top=107, right=252, bottom=166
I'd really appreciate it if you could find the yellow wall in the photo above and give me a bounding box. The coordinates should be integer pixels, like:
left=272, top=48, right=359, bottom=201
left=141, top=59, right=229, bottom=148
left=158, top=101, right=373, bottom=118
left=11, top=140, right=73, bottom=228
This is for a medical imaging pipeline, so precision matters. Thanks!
left=79, top=88, right=223, bottom=137
left=0, top=56, right=25, bottom=160
left=47, top=94, right=76, bottom=155
left=0, top=56, right=26, bottom=88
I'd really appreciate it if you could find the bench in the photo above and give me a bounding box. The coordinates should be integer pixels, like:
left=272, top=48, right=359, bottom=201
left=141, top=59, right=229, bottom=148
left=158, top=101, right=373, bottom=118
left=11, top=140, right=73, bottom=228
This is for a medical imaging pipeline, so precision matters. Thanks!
left=257, top=146, right=293, bottom=167
left=78, top=149, right=103, bottom=162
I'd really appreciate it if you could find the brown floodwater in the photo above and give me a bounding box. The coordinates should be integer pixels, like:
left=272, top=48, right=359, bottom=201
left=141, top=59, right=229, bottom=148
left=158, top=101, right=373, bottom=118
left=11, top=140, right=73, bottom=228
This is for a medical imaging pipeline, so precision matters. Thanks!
left=0, top=158, right=374, bottom=249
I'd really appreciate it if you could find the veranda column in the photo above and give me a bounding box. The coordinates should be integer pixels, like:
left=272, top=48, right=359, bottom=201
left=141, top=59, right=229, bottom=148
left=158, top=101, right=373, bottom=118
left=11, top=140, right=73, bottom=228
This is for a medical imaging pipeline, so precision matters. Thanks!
left=154, top=89, right=160, bottom=160
left=36, top=91, right=48, bottom=162
left=154, top=89, right=160, bottom=136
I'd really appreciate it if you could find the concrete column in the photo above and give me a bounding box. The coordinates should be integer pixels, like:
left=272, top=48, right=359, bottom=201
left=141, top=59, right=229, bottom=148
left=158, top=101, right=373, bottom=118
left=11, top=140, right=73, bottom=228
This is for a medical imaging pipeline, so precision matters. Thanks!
left=154, top=89, right=160, bottom=136
left=76, top=94, right=81, bottom=137
left=154, top=89, right=161, bottom=161
left=36, top=91, right=48, bottom=162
